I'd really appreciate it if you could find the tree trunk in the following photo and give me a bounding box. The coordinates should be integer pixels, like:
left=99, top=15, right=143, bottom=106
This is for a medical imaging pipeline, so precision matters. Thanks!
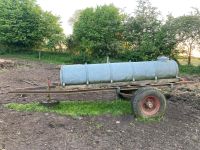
left=187, top=44, right=192, bottom=65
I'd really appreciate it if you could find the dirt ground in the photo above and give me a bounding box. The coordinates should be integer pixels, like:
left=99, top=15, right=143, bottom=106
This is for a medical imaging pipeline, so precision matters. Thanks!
left=0, top=58, right=200, bottom=150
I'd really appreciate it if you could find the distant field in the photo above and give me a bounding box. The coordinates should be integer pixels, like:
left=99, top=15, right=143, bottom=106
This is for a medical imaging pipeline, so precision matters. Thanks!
left=178, top=57, right=200, bottom=66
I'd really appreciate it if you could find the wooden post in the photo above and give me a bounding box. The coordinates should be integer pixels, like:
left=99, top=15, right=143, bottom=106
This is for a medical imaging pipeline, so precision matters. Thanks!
left=107, top=56, right=109, bottom=63
left=39, top=51, right=41, bottom=60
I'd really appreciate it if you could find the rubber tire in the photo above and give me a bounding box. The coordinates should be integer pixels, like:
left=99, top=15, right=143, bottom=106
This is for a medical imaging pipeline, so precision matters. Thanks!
left=131, top=87, right=167, bottom=118
left=131, top=87, right=155, bottom=116
left=132, top=87, right=156, bottom=99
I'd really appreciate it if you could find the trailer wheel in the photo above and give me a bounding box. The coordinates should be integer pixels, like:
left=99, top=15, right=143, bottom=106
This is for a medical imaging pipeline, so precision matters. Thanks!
left=132, top=87, right=155, bottom=99
left=131, top=87, right=166, bottom=118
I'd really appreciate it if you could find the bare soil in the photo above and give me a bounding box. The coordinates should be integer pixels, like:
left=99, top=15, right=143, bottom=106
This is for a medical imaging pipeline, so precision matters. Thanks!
left=0, top=58, right=200, bottom=150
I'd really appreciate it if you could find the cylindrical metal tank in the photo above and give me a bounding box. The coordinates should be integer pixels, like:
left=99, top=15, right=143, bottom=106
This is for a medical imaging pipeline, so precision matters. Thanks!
left=60, top=56, right=179, bottom=86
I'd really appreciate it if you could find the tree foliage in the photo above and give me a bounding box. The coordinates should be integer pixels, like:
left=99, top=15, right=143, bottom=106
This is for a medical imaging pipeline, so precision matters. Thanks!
left=0, top=0, right=199, bottom=63
left=171, top=13, right=200, bottom=64
left=42, top=11, right=66, bottom=51
left=71, top=1, right=199, bottom=62
left=73, top=5, right=124, bottom=58
left=0, top=0, right=64, bottom=51
left=68, top=10, right=82, bottom=26
left=156, top=15, right=178, bottom=57
left=123, top=0, right=177, bottom=61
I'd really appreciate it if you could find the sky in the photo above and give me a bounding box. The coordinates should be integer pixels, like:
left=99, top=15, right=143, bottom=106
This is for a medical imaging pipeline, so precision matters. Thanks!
left=37, top=0, right=200, bottom=35
left=36, top=0, right=200, bottom=57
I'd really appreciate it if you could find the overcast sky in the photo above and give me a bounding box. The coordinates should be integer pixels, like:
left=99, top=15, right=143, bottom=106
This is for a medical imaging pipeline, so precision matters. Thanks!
left=36, top=0, right=200, bottom=35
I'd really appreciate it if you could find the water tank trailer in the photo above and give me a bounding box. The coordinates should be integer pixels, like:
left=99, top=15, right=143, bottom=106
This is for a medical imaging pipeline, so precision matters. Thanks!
left=10, top=57, right=192, bottom=118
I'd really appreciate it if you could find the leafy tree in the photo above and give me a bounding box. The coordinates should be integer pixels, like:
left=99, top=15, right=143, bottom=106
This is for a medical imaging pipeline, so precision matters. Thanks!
left=155, top=14, right=178, bottom=58
left=171, top=14, right=200, bottom=64
left=0, top=0, right=64, bottom=51
left=68, top=10, right=82, bottom=26
left=42, top=11, right=66, bottom=51
left=66, top=35, right=77, bottom=50
left=123, top=0, right=162, bottom=60
left=46, top=33, right=66, bottom=51
left=73, top=5, right=124, bottom=58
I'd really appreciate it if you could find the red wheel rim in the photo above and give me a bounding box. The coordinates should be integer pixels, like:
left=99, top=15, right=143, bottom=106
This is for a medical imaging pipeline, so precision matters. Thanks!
left=140, top=96, right=161, bottom=116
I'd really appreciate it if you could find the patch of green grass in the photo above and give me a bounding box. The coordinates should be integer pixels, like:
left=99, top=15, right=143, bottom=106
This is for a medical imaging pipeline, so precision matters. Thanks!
left=5, top=100, right=132, bottom=117
left=179, top=65, right=200, bottom=75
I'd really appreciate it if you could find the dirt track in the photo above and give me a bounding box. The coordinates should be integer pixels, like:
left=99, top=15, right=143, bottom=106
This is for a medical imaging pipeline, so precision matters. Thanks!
left=0, top=58, right=200, bottom=150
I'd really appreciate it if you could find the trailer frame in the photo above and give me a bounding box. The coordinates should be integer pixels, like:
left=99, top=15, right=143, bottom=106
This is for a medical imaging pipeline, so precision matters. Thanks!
left=9, top=77, right=193, bottom=118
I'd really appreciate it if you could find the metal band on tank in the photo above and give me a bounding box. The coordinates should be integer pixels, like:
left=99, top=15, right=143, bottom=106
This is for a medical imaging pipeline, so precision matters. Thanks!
left=173, top=60, right=179, bottom=78
left=154, top=61, right=158, bottom=80
left=84, top=63, right=89, bottom=85
left=129, top=62, right=135, bottom=81
left=60, top=66, right=65, bottom=86
left=108, top=63, right=113, bottom=83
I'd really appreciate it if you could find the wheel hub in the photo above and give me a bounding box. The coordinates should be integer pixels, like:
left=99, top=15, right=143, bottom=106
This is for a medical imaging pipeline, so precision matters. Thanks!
left=145, top=100, right=154, bottom=109
left=140, top=96, right=161, bottom=116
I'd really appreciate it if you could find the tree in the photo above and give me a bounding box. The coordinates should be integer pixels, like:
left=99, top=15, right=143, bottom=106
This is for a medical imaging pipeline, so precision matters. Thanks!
left=68, top=10, right=82, bottom=26
left=0, top=0, right=64, bottom=51
left=155, top=14, right=178, bottom=58
left=42, top=11, right=66, bottom=51
left=123, top=0, right=164, bottom=60
left=73, top=4, right=124, bottom=58
left=66, top=35, right=76, bottom=50
left=46, top=33, right=66, bottom=51
left=171, top=14, right=200, bottom=64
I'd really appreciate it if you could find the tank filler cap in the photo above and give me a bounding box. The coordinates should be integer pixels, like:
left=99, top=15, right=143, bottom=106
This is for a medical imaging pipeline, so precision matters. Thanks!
left=157, top=56, right=169, bottom=61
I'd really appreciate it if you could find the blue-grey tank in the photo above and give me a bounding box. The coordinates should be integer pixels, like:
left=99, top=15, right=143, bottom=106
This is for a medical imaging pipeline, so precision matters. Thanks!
left=60, top=56, right=179, bottom=85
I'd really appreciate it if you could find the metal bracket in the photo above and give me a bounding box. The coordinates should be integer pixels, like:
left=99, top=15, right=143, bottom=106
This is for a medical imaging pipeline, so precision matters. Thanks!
left=85, top=63, right=89, bottom=85
left=108, top=63, right=113, bottom=83
left=116, top=87, right=121, bottom=95
left=155, top=76, right=158, bottom=82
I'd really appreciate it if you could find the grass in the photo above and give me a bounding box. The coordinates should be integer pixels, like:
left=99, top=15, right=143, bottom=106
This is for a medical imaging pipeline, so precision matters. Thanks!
left=177, top=56, right=200, bottom=75
left=4, top=100, right=164, bottom=122
left=179, top=65, right=200, bottom=75
left=1, top=51, right=75, bottom=64
left=178, top=57, right=200, bottom=66
left=5, top=100, right=132, bottom=117
left=0, top=50, right=117, bottom=64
